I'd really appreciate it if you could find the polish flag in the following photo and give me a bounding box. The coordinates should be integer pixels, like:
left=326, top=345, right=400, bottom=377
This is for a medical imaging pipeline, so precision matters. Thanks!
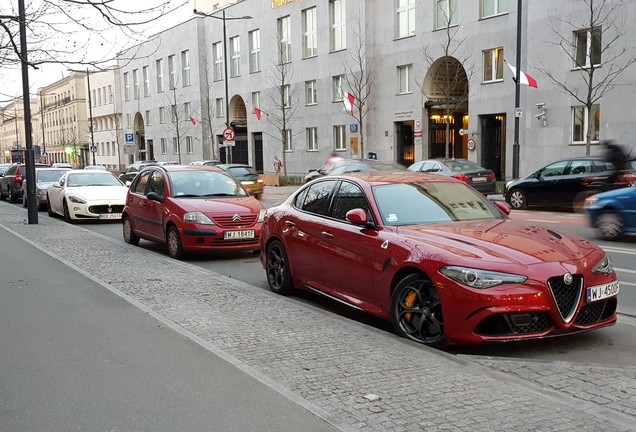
left=189, top=116, right=197, bottom=126
left=505, top=60, right=538, bottom=88
left=254, top=107, right=262, bottom=120
left=342, top=91, right=356, bottom=115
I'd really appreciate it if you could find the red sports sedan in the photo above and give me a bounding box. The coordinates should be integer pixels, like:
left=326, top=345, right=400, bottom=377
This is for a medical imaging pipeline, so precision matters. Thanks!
left=123, top=165, right=265, bottom=259
left=260, top=172, right=619, bottom=346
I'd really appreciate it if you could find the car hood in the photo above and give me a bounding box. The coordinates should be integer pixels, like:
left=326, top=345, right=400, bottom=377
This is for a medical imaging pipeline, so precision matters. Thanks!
left=169, top=196, right=262, bottom=215
left=396, top=219, right=599, bottom=266
left=67, top=186, right=128, bottom=201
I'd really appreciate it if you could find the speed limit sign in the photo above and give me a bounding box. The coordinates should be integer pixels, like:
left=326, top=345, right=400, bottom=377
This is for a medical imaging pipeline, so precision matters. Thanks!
left=223, top=127, right=236, bottom=142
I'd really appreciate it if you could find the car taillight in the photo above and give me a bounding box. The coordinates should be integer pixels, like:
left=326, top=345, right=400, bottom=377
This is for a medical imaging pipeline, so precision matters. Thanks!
left=487, top=173, right=496, bottom=181
left=13, top=176, right=22, bottom=183
left=257, top=178, right=264, bottom=184
left=452, top=174, right=469, bottom=182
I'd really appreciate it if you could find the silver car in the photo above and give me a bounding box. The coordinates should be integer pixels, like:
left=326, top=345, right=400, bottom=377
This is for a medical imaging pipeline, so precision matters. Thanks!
left=22, top=167, right=70, bottom=210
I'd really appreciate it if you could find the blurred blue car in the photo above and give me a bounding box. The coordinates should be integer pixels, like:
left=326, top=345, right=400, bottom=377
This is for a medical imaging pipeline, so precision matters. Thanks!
left=585, top=186, right=636, bottom=240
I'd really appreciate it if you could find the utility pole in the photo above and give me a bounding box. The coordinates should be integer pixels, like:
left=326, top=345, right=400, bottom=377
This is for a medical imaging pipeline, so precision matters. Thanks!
left=512, top=0, right=523, bottom=179
left=87, top=68, right=96, bottom=165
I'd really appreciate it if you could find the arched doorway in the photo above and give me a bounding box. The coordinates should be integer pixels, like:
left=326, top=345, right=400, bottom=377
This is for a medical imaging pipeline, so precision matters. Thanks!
left=422, top=57, right=469, bottom=159
left=134, top=112, right=152, bottom=162
left=218, top=96, right=250, bottom=165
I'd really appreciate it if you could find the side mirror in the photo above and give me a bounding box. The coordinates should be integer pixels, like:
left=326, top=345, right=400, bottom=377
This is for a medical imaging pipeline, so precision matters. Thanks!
left=346, top=208, right=374, bottom=228
left=494, top=201, right=511, bottom=215
left=147, top=192, right=165, bottom=203
left=51, top=181, right=60, bottom=188
left=125, top=181, right=132, bottom=187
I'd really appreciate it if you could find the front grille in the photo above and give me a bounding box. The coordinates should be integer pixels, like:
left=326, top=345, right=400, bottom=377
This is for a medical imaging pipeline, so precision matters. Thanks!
left=475, top=312, right=554, bottom=336
left=213, top=214, right=257, bottom=227
left=575, top=297, right=617, bottom=325
left=89, top=204, right=125, bottom=214
left=548, top=275, right=583, bottom=323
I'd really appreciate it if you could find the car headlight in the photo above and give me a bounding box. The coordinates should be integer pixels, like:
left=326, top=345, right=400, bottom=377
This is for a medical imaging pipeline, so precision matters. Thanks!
left=67, top=196, right=87, bottom=204
left=592, top=255, right=614, bottom=274
left=183, top=212, right=215, bottom=225
left=257, top=208, right=266, bottom=223
left=440, top=266, right=528, bottom=289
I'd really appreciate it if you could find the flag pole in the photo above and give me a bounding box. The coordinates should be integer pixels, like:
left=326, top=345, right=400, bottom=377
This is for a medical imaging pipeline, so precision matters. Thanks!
left=512, top=0, right=522, bottom=179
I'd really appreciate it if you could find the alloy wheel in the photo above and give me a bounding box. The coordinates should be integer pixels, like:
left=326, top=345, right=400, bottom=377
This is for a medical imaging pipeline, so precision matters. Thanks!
left=266, top=240, right=293, bottom=294
left=597, top=212, right=623, bottom=240
left=167, top=226, right=184, bottom=259
left=508, top=189, right=527, bottom=210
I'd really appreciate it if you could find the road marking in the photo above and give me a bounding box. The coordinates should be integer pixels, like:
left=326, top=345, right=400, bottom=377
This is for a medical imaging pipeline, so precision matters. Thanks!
left=603, top=247, right=636, bottom=256
left=614, top=267, right=636, bottom=275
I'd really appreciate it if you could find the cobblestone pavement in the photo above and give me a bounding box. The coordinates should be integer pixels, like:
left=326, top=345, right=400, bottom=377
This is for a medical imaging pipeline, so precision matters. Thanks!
left=2, top=206, right=635, bottom=432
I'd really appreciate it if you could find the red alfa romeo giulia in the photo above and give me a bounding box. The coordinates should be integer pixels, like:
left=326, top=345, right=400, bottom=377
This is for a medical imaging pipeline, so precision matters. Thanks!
left=260, top=172, right=619, bottom=347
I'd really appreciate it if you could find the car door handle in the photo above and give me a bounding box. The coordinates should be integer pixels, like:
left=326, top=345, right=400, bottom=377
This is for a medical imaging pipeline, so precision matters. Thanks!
left=321, top=231, right=334, bottom=239
left=284, top=220, right=296, bottom=228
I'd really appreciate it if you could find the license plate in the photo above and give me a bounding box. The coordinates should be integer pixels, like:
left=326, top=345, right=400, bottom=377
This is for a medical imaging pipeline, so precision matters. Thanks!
left=99, top=213, right=122, bottom=220
left=472, top=177, right=487, bottom=183
left=224, top=229, right=255, bottom=240
left=586, top=280, right=620, bottom=303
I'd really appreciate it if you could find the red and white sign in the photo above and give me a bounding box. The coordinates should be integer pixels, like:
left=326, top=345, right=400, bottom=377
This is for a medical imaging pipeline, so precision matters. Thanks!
left=223, top=127, right=236, bottom=142
left=467, top=139, right=476, bottom=151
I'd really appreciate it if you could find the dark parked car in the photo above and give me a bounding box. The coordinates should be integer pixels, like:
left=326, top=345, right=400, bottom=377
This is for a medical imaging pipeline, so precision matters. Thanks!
left=408, top=158, right=497, bottom=195
left=504, top=156, right=636, bottom=210
left=304, top=159, right=406, bottom=183
left=216, top=164, right=264, bottom=199
left=260, top=172, right=618, bottom=347
left=118, top=161, right=159, bottom=184
left=0, top=162, right=51, bottom=203
left=585, top=185, right=636, bottom=240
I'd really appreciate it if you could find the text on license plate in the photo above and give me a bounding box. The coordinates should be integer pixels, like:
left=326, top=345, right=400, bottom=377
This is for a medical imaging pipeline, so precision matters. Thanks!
left=586, top=280, right=620, bottom=303
left=224, top=230, right=255, bottom=240
left=472, top=177, right=487, bottom=183
left=99, top=213, right=122, bottom=220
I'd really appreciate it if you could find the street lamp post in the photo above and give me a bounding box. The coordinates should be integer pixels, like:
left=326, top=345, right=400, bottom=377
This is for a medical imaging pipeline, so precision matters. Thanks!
left=86, top=68, right=96, bottom=165
left=193, top=7, right=251, bottom=164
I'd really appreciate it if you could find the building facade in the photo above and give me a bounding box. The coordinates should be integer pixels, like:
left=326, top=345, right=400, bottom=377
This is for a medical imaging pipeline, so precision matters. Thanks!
left=113, top=0, right=636, bottom=179
left=0, top=98, right=41, bottom=164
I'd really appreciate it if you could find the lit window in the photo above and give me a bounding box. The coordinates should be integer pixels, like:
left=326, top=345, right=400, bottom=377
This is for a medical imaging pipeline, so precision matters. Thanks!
left=483, top=48, right=504, bottom=82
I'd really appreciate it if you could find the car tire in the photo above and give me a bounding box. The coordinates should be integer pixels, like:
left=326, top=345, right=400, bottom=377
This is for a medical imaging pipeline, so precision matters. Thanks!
left=265, top=240, right=294, bottom=295
left=596, top=211, right=623, bottom=241
left=508, top=189, right=527, bottom=210
left=63, top=200, right=75, bottom=224
left=8, top=188, right=18, bottom=203
left=46, top=195, right=54, bottom=217
left=391, top=274, right=447, bottom=348
left=0, top=185, right=6, bottom=201
left=166, top=225, right=184, bottom=260
left=122, top=215, right=140, bottom=246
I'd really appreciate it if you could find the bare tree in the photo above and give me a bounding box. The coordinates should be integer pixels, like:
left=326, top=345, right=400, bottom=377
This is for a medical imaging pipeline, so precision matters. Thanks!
left=163, top=83, right=192, bottom=164
left=343, top=15, right=375, bottom=160
left=263, top=37, right=299, bottom=177
left=418, top=7, right=474, bottom=159
left=199, top=44, right=218, bottom=161
left=536, top=0, right=636, bottom=156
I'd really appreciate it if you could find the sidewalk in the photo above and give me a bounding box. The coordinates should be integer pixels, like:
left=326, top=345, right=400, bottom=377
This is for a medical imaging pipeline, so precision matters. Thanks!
left=1, top=203, right=634, bottom=431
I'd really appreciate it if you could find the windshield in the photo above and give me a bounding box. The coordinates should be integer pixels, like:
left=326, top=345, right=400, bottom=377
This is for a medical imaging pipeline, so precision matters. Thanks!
left=37, top=169, right=67, bottom=183
left=443, top=159, right=485, bottom=172
left=227, top=166, right=257, bottom=177
left=168, top=170, right=248, bottom=198
left=66, top=172, right=122, bottom=187
left=373, top=182, right=502, bottom=226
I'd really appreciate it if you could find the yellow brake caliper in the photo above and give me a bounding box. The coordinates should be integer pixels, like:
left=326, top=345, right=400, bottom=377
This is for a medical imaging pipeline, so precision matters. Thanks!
left=404, top=290, right=418, bottom=322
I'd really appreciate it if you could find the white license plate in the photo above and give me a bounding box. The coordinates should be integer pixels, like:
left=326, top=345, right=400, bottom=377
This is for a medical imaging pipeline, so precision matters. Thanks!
left=99, top=213, right=122, bottom=220
left=472, top=177, right=487, bottom=183
left=224, top=229, right=255, bottom=240
left=586, top=280, right=620, bottom=303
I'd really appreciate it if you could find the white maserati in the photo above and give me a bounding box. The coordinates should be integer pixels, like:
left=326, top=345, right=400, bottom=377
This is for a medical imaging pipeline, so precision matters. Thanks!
left=46, top=170, right=128, bottom=223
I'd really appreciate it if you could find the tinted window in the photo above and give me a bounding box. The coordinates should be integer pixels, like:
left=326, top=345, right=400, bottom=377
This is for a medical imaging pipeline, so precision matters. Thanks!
left=568, top=160, right=594, bottom=175
left=539, top=161, right=568, bottom=177
left=444, top=159, right=485, bottom=172
left=5, top=165, right=17, bottom=176
left=132, top=172, right=150, bottom=194
left=331, top=181, right=369, bottom=221
left=36, top=169, right=67, bottom=183
left=148, top=171, right=165, bottom=196
left=299, top=180, right=336, bottom=216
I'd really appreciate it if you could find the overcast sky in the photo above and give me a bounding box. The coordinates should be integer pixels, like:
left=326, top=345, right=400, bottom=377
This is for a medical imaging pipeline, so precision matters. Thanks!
left=1, top=0, right=197, bottom=102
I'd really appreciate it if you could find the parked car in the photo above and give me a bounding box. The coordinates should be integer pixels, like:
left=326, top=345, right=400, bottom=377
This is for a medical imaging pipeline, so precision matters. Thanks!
left=84, top=165, right=108, bottom=170
left=122, top=165, right=265, bottom=259
left=21, top=167, right=70, bottom=210
left=0, top=163, right=11, bottom=177
left=118, top=161, right=159, bottom=184
left=157, top=161, right=179, bottom=166
left=408, top=158, right=497, bottom=195
left=304, top=159, right=406, bottom=183
left=190, top=160, right=222, bottom=166
left=0, top=162, right=51, bottom=203
left=504, top=156, right=636, bottom=210
left=216, top=164, right=264, bottom=199
left=46, top=170, right=128, bottom=223
left=52, top=162, right=73, bottom=169
left=260, top=172, right=619, bottom=347
left=585, top=185, right=636, bottom=240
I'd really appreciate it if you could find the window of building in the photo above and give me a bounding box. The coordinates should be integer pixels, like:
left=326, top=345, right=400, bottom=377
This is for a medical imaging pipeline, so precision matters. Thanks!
left=186, top=136, right=193, bottom=154
left=181, top=50, right=191, bottom=86
left=133, top=69, right=140, bottom=99
left=108, top=85, right=113, bottom=103
left=142, top=66, right=149, bottom=97
left=481, top=0, right=508, bottom=18
left=230, top=36, right=241, bottom=77
left=572, top=105, right=600, bottom=143
left=302, top=7, right=318, bottom=58
left=171, top=104, right=177, bottom=123
left=435, top=0, right=458, bottom=29
left=305, top=80, right=317, bottom=105
left=396, top=0, right=415, bottom=39
left=97, top=88, right=102, bottom=105
left=249, top=29, right=261, bottom=73
left=173, top=137, right=179, bottom=154
left=123, top=72, right=130, bottom=101
left=575, top=28, right=601, bottom=68
left=145, top=110, right=152, bottom=126
left=333, top=125, right=346, bottom=150
left=213, top=42, right=224, bottom=81
left=102, top=87, right=106, bottom=105
left=282, top=84, right=291, bottom=109
left=93, top=89, right=98, bottom=107
left=184, top=102, right=191, bottom=121
left=126, top=113, right=131, bottom=128
left=168, top=54, right=176, bottom=88
left=329, top=0, right=346, bottom=52
left=252, top=91, right=260, bottom=110
left=307, top=127, right=318, bottom=151
left=161, top=138, right=167, bottom=155
left=284, top=129, right=292, bottom=152
left=333, top=75, right=344, bottom=101
left=215, top=98, right=224, bottom=118
left=156, top=59, right=164, bottom=92
left=483, top=47, right=504, bottom=82
left=278, top=16, right=292, bottom=64
left=159, top=106, right=166, bottom=124
left=398, top=64, right=412, bottom=94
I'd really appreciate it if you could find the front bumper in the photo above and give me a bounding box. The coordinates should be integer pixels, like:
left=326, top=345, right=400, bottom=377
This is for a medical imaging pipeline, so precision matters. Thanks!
left=177, top=223, right=263, bottom=253
left=68, top=201, right=125, bottom=220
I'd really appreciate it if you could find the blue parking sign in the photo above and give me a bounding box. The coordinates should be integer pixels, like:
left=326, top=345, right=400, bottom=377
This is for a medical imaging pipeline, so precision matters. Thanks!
left=125, top=133, right=134, bottom=143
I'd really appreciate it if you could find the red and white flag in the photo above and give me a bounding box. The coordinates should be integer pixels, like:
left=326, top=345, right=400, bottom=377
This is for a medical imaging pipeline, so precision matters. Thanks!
left=189, top=116, right=197, bottom=126
left=254, top=107, right=262, bottom=120
left=341, top=90, right=356, bottom=115
left=505, top=60, right=538, bottom=88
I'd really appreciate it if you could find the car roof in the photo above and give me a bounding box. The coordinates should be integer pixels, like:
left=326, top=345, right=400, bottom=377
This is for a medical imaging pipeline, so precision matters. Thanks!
left=141, top=164, right=224, bottom=173
left=330, top=171, right=460, bottom=186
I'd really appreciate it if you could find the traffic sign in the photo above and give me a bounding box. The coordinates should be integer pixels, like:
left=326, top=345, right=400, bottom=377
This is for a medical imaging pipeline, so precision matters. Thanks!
left=125, top=133, right=134, bottom=143
left=90, top=145, right=97, bottom=153
left=223, top=127, right=236, bottom=142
